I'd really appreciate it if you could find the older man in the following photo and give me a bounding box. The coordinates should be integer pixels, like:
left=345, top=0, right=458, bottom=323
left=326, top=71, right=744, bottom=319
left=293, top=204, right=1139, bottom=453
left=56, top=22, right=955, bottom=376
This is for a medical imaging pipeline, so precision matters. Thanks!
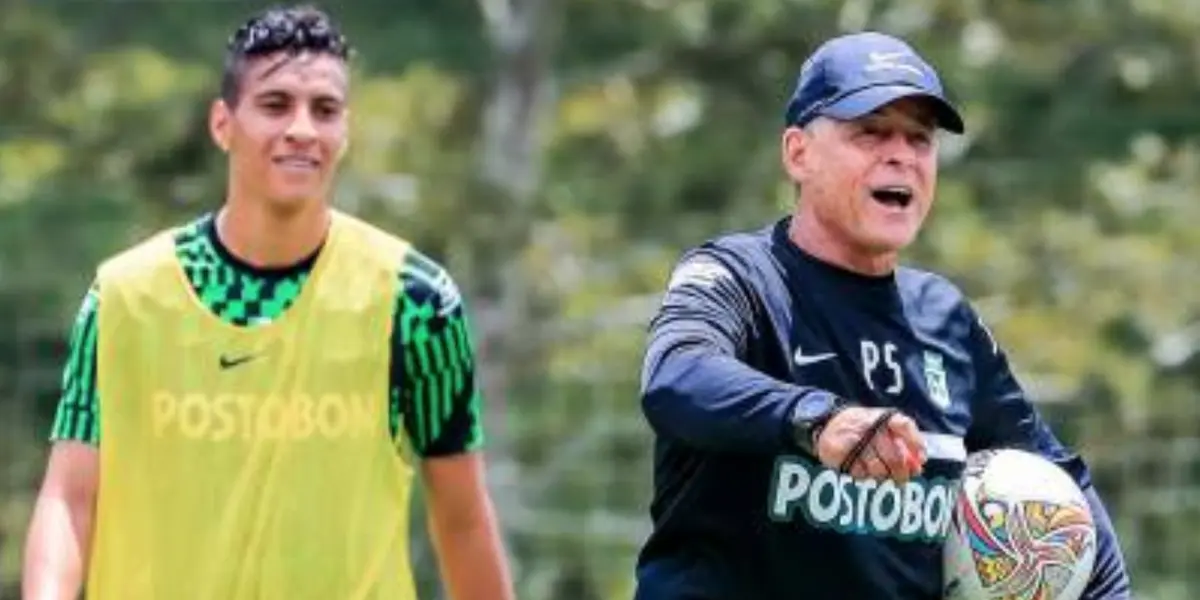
left=634, top=31, right=1131, bottom=600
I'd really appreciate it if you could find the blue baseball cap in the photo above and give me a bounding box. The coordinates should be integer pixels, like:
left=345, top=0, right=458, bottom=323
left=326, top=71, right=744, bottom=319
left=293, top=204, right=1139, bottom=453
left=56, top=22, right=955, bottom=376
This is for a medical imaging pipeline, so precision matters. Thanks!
left=784, top=31, right=964, bottom=133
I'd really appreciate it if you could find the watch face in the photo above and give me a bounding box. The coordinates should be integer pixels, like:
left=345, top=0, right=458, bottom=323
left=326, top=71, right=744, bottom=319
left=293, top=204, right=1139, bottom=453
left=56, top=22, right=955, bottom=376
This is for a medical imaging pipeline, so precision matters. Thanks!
left=796, top=396, right=836, bottom=422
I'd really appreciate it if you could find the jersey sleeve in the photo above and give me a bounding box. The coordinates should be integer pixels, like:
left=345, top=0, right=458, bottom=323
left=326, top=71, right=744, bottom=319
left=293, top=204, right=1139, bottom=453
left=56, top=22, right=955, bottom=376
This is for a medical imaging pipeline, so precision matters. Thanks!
left=640, top=248, right=837, bottom=454
left=49, top=282, right=101, bottom=445
left=389, top=251, right=484, bottom=458
left=963, top=306, right=1132, bottom=599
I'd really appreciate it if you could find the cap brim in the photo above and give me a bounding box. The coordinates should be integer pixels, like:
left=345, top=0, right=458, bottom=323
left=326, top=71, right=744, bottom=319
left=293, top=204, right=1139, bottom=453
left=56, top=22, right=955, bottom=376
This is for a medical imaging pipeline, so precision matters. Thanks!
left=821, top=84, right=965, bottom=134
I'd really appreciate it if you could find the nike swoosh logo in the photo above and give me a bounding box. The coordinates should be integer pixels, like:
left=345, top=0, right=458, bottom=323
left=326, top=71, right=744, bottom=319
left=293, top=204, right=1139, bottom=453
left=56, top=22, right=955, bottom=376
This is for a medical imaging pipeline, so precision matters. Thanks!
left=793, top=348, right=836, bottom=367
left=219, top=354, right=257, bottom=369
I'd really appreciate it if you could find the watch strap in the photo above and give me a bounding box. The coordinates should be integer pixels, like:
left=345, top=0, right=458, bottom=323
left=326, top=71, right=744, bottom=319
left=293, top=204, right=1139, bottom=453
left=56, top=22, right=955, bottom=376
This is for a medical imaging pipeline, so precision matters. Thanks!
left=790, top=392, right=849, bottom=456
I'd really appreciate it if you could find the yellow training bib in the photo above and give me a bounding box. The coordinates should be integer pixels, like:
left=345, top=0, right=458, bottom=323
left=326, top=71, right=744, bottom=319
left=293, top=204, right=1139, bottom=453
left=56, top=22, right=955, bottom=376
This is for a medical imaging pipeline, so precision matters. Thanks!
left=88, top=211, right=418, bottom=600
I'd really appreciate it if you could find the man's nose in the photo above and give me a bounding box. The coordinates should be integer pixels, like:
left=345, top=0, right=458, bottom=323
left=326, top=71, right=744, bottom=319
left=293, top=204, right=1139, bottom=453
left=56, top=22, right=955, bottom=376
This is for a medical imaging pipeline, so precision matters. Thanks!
left=285, top=108, right=317, bottom=142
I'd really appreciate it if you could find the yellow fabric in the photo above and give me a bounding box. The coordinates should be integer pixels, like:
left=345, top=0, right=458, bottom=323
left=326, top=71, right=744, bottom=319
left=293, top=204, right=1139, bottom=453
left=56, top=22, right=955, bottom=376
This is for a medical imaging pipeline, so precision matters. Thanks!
left=89, top=211, right=418, bottom=600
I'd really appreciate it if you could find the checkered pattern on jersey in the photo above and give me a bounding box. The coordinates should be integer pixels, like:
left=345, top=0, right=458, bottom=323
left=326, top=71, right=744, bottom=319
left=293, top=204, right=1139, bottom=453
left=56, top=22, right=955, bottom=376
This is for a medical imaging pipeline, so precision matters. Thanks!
left=173, top=217, right=310, bottom=326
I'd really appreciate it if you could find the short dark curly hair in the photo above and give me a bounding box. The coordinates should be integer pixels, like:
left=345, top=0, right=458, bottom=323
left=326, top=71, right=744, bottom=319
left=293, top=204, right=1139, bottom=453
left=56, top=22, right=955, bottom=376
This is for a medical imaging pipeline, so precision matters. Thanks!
left=221, top=4, right=352, bottom=105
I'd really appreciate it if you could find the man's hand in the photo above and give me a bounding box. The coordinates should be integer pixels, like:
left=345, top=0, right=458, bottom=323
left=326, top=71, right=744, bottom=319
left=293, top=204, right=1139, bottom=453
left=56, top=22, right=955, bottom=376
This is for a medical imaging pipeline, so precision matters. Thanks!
left=815, top=407, right=926, bottom=481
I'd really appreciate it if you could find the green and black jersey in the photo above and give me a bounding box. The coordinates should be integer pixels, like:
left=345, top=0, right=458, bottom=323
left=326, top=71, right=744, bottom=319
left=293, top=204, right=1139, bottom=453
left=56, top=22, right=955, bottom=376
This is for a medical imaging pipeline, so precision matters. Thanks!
left=50, top=213, right=483, bottom=458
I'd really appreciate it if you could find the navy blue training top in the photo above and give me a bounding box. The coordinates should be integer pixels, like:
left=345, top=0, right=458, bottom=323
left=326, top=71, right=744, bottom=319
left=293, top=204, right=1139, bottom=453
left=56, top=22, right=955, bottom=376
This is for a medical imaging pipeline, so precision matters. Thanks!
left=634, top=217, right=1131, bottom=600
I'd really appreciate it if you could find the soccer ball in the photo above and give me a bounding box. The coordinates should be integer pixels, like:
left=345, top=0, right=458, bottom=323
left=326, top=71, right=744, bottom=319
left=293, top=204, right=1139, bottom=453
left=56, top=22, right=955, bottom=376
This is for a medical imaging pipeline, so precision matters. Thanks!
left=943, top=448, right=1097, bottom=600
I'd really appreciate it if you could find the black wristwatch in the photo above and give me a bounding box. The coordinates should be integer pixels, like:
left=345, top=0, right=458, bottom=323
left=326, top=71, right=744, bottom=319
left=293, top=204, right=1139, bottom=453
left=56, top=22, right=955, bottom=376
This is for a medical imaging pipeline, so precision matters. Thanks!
left=789, top=392, right=849, bottom=456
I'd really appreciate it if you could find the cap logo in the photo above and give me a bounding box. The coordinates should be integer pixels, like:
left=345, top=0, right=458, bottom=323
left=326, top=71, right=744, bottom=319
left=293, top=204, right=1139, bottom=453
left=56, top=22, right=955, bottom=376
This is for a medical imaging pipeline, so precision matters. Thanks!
left=864, top=51, right=923, bottom=77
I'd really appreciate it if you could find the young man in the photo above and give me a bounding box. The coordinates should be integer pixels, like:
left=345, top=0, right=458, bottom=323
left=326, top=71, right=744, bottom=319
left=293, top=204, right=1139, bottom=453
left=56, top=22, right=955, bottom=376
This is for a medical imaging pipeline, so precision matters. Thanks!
left=634, top=32, right=1132, bottom=599
left=22, top=6, right=514, bottom=600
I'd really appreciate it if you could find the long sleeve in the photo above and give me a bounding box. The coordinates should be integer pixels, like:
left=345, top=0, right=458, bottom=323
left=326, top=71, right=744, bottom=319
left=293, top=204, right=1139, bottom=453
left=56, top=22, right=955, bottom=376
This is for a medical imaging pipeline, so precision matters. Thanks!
left=640, top=250, right=839, bottom=455
left=963, top=308, right=1132, bottom=599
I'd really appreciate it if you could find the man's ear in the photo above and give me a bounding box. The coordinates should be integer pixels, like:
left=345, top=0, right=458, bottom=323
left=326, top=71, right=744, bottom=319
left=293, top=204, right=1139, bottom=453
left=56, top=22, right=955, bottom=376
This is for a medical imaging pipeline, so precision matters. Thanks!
left=781, top=124, right=812, bottom=184
left=209, top=99, right=232, bottom=153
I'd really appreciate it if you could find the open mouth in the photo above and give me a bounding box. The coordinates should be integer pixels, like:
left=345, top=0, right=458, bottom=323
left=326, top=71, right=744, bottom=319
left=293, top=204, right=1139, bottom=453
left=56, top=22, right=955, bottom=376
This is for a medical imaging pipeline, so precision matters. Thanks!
left=870, top=186, right=913, bottom=209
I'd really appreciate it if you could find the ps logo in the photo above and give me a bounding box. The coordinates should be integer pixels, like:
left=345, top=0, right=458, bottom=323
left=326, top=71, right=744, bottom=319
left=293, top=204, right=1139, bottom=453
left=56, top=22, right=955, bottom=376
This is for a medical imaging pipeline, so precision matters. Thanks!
left=861, top=340, right=903, bottom=395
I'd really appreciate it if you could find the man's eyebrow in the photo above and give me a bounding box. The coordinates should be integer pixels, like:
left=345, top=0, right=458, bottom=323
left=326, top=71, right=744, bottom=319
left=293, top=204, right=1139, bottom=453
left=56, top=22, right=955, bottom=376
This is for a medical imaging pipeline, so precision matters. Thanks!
left=251, top=89, right=345, bottom=103
left=252, top=89, right=289, bottom=101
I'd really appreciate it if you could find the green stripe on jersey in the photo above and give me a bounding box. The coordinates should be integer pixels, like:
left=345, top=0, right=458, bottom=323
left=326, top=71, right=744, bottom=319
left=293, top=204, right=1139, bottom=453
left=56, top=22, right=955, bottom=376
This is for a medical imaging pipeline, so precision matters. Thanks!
left=395, top=249, right=483, bottom=455
left=50, top=285, right=99, bottom=444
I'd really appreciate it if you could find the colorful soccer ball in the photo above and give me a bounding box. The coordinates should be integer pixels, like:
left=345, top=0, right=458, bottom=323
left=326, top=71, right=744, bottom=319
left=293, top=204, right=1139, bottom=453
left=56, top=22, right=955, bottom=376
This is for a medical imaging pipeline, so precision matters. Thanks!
left=943, top=448, right=1098, bottom=600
